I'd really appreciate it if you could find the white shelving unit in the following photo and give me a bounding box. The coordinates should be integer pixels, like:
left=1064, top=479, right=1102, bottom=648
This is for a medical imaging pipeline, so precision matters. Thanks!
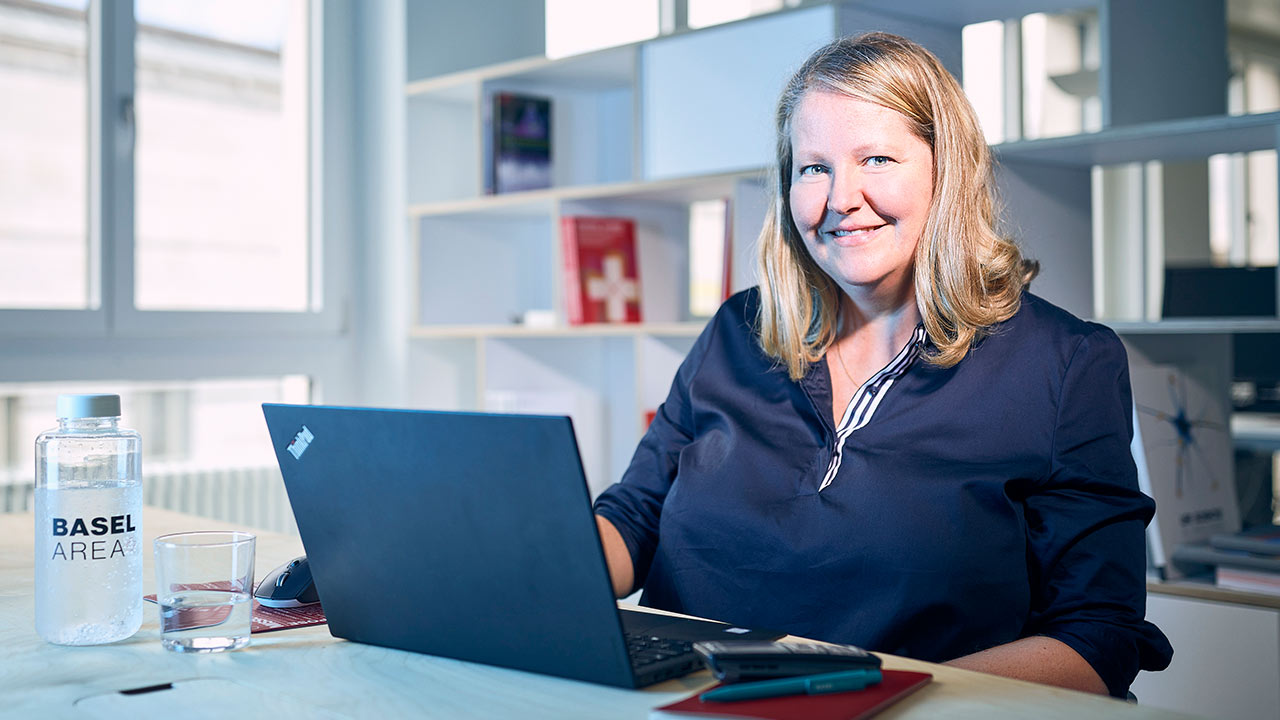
left=995, top=110, right=1280, bottom=322
left=403, top=2, right=1278, bottom=713
left=404, top=0, right=1276, bottom=481
left=403, top=2, right=959, bottom=494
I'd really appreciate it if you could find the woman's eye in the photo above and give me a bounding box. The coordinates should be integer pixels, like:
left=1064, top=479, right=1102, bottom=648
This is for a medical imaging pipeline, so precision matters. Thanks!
left=799, top=164, right=827, bottom=176
left=866, top=156, right=891, bottom=168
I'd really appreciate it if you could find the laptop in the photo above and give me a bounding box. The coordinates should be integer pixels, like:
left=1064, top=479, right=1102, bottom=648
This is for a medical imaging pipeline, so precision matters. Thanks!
left=261, top=404, right=782, bottom=688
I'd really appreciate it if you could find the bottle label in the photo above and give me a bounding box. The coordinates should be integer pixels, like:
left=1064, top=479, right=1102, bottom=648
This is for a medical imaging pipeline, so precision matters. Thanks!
left=35, top=485, right=144, bottom=644
left=48, top=514, right=139, bottom=560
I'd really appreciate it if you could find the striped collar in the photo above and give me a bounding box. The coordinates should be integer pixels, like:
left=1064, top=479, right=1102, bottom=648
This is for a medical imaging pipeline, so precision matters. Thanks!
left=818, top=324, right=927, bottom=491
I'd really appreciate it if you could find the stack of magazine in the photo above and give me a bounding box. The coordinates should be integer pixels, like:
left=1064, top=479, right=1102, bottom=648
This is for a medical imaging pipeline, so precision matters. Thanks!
left=1172, top=526, right=1280, bottom=595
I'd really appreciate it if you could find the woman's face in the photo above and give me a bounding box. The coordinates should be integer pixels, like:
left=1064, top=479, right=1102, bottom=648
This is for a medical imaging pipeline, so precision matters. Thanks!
left=788, top=90, right=934, bottom=300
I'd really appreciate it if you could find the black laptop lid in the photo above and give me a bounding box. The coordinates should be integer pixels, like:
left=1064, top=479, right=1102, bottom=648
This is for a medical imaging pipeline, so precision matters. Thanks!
left=262, top=404, right=637, bottom=687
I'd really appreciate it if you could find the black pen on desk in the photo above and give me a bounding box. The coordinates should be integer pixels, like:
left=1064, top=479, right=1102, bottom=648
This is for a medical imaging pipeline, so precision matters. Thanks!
left=699, top=668, right=882, bottom=703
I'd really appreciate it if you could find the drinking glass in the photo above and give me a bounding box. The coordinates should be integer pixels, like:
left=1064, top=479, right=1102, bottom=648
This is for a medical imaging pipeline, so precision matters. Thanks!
left=153, top=531, right=256, bottom=652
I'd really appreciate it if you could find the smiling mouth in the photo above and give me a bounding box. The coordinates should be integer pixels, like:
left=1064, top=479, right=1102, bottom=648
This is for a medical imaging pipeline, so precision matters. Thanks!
left=828, top=224, right=886, bottom=241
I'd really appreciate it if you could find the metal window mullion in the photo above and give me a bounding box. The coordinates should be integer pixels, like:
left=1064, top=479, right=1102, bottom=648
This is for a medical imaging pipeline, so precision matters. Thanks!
left=89, top=0, right=135, bottom=332
left=2, top=396, right=17, bottom=468
left=659, top=0, right=688, bottom=35
left=309, top=0, right=325, bottom=314
left=1002, top=17, right=1022, bottom=143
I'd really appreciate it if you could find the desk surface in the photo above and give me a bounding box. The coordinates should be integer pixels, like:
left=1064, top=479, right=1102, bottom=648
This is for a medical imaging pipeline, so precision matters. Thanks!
left=0, top=508, right=1195, bottom=719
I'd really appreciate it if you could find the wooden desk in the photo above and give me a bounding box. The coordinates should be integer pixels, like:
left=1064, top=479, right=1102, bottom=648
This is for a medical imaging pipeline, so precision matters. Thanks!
left=0, top=508, right=1194, bottom=718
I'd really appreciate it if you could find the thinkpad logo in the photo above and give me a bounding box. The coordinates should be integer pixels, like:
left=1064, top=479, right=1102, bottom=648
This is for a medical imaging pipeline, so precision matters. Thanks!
left=287, top=425, right=314, bottom=460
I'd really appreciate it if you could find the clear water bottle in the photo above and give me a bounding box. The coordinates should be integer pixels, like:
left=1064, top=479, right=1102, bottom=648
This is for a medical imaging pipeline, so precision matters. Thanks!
left=34, top=394, right=143, bottom=645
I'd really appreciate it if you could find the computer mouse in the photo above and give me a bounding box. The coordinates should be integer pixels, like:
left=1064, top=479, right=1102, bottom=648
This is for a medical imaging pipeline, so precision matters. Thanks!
left=255, top=555, right=321, bottom=608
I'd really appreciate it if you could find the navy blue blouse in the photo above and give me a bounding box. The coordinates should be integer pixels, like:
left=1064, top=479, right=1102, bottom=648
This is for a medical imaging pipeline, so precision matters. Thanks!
left=594, top=288, right=1173, bottom=697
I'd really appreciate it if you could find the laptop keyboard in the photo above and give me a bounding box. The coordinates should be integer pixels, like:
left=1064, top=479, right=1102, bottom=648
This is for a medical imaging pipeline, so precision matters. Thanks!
left=618, top=609, right=783, bottom=684
left=625, top=632, right=695, bottom=669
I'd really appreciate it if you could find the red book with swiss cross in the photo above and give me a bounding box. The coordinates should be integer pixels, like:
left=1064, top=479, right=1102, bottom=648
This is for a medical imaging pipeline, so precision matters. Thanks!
left=561, top=216, right=642, bottom=325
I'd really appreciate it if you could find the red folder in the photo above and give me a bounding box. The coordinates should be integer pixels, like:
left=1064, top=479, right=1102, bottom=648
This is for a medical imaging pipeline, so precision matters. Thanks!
left=653, top=670, right=931, bottom=720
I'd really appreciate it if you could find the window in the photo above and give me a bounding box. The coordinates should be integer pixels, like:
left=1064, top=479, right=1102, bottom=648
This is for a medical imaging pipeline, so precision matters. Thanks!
left=961, top=12, right=1101, bottom=144
left=545, top=0, right=658, bottom=59
left=1238, top=55, right=1280, bottom=267
left=1020, top=12, right=1098, bottom=140
left=545, top=0, right=806, bottom=58
left=0, top=0, right=323, bottom=324
left=961, top=20, right=1005, bottom=145
left=133, top=0, right=312, bottom=311
left=0, top=376, right=310, bottom=481
left=1208, top=40, right=1280, bottom=267
left=0, top=1, right=336, bottom=507
left=687, top=0, right=785, bottom=30
left=0, top=0, right=91, bottom=309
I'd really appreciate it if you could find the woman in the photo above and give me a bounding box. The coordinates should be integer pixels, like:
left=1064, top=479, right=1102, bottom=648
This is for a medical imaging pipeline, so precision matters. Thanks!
left=593, top=32, right=1172, bottom=697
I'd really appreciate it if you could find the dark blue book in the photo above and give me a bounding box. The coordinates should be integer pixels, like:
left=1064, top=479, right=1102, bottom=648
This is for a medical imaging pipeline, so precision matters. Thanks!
left=1174, top=543, right=1280, bottom=573
left=1209, top=526, right=1280, bottom=557
left=490, top=92, right=552, bottom=194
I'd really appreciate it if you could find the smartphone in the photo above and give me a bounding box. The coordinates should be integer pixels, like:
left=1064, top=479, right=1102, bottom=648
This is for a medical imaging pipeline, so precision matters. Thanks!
left=693, top=640, right=882, bottom=682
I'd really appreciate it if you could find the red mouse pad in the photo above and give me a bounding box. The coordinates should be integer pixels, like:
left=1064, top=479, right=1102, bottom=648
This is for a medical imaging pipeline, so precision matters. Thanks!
left=144, top=582, right=327, bottom=634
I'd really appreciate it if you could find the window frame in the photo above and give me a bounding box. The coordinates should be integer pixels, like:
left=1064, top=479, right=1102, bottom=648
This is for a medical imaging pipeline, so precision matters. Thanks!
left=0, top=0, right=343, bottom=339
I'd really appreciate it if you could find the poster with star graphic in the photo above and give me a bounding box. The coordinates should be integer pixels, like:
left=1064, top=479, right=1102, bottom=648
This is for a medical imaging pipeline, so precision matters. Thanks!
left=1130, top=363, right=1241, bottom=579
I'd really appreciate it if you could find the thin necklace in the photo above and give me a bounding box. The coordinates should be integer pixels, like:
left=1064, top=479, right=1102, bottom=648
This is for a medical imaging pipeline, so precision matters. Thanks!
left=832, top=302, right=858, bottom=386
left=833, top=336, right=858, bottom=386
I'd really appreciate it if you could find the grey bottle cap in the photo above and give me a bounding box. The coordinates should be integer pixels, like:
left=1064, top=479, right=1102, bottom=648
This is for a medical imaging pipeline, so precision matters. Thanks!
left=56, top=394, right=121, bottom=419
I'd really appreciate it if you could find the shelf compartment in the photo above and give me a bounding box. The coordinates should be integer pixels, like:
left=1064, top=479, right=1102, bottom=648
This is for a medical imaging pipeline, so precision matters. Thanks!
left=996, top=112, right=1280, bottom=325
left=477, top=46, right=637, bottom=194
left=407, top=45, right=638, bottom=206
left=407, top=88, right=483, bottom=205
left=413, top=214, right=555, bottom=326
left=561, top=197, right=694, bottom=326
left=559, top=174, right=768, bottom=325
left=481, top=79, right=634, bottom=192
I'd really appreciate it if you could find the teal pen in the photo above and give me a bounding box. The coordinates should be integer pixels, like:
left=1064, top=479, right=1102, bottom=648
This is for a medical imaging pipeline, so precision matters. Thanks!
left=700, top=668, right=883, bottom=703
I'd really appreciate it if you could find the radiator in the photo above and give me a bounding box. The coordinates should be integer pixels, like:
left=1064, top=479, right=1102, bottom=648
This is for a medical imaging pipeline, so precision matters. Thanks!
left=1, top=464, right=298, bottom=536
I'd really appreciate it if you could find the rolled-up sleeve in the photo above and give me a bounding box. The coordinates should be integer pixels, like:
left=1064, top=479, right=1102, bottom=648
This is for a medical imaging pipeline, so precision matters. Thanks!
left=593, top=307, right=722, bottom=588
left=1024, top=326, right=1174, bottom=697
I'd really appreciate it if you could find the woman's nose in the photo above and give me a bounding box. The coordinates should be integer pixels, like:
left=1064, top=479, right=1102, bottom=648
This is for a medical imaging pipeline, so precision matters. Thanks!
left=827, top=170, right=864, bottom=215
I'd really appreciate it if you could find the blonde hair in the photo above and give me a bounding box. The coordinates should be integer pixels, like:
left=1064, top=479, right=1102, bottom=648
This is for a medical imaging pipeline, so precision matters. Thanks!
left=757, top=32, right=1034, bottom=380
